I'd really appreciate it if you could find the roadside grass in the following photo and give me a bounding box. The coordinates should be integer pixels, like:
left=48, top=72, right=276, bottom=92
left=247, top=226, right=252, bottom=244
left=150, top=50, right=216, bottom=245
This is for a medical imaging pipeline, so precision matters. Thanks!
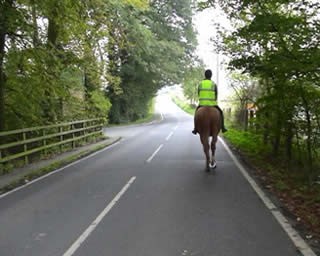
left=107, top=97, right=158, bottom=127
left=130, top=97, right=158, bottom=125
left=171, top=96, right=195, bottom=115
left=223, top=127, right=320, bottom=243
left=172, top=97, right=320, bottom=245
left=222, top=128, right=269, bottom=157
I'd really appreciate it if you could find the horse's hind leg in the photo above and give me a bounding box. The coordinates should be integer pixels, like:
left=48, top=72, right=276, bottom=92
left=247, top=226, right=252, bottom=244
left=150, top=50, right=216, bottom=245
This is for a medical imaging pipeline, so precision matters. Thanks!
left=210, top=135, right=217, bottom=168
left=200, top=135, right=210, bottom=171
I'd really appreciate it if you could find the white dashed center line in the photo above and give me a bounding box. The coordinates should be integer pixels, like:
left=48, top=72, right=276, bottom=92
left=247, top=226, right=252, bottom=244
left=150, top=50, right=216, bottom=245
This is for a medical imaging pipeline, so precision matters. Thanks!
left=62, top=176, right=136, bottom=256
left=146, top=144, right=163, bottom=163
left=166, top=131, right=174, bottom=141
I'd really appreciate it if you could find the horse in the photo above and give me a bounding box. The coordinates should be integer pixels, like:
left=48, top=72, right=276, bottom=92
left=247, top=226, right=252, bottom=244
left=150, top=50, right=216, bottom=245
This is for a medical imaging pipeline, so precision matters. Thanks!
left=194, top=106, right=221, bottom=171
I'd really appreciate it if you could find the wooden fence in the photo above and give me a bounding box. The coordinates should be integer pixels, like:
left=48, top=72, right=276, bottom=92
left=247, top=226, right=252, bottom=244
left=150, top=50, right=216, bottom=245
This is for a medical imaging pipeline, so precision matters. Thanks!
left=0, top=119, right=104, bottom=166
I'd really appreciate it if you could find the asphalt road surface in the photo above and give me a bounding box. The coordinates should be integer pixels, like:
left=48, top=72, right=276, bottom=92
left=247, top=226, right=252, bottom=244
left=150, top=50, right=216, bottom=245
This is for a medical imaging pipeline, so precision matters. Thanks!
left=0, top=94, right=314, bottom=256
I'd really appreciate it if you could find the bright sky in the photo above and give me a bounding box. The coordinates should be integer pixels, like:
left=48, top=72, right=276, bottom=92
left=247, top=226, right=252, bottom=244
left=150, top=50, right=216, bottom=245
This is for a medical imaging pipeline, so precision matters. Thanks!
left=193, top=7, right=232, bottom=102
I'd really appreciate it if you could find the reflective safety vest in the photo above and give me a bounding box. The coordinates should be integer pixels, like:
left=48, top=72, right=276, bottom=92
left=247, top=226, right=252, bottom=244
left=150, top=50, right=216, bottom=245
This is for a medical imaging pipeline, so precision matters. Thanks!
left=198, top=80, right=217, bottom=106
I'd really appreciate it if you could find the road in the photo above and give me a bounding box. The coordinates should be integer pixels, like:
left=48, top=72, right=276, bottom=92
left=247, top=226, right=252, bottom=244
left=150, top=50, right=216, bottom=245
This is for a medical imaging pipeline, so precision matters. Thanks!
left=0, top=94, right=312, bottom=256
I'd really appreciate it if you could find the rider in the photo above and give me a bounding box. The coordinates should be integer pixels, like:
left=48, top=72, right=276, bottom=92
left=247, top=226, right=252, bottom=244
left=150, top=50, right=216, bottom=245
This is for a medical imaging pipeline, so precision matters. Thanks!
left=192, top=69, right=228, bottom=134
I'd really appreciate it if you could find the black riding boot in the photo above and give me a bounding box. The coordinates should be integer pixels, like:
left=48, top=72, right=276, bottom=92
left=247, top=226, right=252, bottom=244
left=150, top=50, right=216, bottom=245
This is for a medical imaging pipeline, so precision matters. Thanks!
left=215, top=106, right=228, bottom=133
left=192, top=106, right=200, bottom=135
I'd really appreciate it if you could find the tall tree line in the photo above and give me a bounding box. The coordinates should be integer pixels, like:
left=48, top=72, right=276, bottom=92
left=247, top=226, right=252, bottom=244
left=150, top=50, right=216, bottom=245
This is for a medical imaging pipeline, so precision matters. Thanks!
left=200, top=0, right=320, bottom=183
left=0, top=0, right=197, bottom=130
left=106, top=0, right=197, bottom=123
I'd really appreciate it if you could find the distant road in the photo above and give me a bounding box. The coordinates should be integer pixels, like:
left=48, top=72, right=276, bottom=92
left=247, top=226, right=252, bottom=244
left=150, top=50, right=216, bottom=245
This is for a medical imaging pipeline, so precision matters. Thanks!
left=0, top=94, right=312, bottom=256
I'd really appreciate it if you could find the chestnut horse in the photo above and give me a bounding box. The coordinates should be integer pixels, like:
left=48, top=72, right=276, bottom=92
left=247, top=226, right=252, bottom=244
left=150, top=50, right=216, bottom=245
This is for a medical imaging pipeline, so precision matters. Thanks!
left=195, top=106, right=221, bottom=171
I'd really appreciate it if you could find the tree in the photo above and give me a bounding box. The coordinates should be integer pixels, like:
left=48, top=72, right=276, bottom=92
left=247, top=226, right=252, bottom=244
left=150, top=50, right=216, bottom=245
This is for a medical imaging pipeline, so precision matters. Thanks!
left=199, top=0, right=320, bottom=183
left=106, top=0, right=198, bottom=123
left=228, top=72, right=259, bottom=130
left=182, top=64, right=205, bottom=105
left=0, top=0, right=199, bottom=132
left=1, top=0, right=114, bottom=129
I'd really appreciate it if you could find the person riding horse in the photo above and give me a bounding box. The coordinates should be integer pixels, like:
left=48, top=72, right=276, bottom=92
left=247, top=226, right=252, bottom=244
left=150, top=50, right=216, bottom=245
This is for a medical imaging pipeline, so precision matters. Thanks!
left=192, top=69, right=227, bottom=134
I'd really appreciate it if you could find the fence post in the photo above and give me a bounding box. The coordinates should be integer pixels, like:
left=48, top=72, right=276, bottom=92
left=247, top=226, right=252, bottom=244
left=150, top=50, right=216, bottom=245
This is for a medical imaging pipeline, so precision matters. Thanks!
left=23, top=132, right=28, bottom=165
left=0, top=119, right=102, bottom=166
left=59, top=126, right=63, bottom=152
left=94, top=120, right=97, bottom=142
left=43, top=129, right=47, bottom=157
left=83, top=120, right=87, bottom=144
left=72, top=124, right=75, bottom=149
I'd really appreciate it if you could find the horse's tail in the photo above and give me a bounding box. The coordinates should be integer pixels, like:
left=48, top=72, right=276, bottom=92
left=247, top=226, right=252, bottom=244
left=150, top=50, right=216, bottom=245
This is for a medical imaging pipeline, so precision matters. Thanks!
left=195, top=107, right=221, bottom=137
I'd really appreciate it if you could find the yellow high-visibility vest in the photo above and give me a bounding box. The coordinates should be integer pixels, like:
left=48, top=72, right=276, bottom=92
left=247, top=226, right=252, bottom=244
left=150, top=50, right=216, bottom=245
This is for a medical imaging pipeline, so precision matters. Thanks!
left=198, top=80, right=217, bottom=106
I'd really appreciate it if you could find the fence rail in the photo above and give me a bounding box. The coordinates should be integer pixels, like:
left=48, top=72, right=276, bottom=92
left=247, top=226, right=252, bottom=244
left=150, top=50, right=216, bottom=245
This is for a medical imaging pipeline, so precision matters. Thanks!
left=0, top=119, right=104, bottom=166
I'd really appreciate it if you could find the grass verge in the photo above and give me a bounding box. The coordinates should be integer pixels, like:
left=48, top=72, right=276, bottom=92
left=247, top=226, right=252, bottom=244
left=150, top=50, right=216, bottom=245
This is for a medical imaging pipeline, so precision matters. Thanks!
left=224, top=128, right=320, bottom=242
left=171, top=96, right=195, bottom=115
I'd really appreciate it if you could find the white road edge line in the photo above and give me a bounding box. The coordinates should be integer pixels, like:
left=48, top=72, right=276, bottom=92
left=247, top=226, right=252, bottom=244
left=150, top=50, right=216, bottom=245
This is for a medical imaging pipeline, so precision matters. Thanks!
left=166, top=131, right=174, bottom=141
left=62, top=176, right=136, bottom=256
left=173, top=125, right=178, bottom=131
left=0, top=140, right=122, bottom=200
left=146, top=144, right=163, bottom=163
left=219, top=137, right=316, bottom=256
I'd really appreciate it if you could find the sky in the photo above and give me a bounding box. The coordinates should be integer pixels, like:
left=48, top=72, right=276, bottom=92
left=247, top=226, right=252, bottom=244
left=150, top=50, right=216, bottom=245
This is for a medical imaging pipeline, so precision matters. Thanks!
left=193, top=7, right=232, bottom=102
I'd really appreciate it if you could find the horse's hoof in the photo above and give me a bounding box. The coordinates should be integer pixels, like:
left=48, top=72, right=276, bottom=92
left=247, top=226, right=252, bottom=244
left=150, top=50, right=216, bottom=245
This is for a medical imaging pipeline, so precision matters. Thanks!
left=209, top=161, right=217, bottom=169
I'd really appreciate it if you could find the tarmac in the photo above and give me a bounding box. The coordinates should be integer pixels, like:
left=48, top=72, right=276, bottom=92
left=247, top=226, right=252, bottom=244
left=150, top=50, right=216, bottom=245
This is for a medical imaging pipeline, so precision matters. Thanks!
left=0, top=135, right=121, bottom=193
left=0, top=111, right=164, bottom=194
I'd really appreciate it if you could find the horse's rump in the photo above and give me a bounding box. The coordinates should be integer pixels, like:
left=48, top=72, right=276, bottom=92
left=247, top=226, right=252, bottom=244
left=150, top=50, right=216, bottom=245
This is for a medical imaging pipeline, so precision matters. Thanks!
left=195, top=107, right=221, bottom=137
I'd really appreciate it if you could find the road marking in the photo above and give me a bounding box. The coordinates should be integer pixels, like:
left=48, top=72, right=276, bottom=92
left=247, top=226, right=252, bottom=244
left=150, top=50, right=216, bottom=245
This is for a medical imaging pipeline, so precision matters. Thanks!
left=0, top=139, right=122, bottom=200
left=173, top=125, right=179, bottom=130
left=62, top=176, right=136, bottom=256
left=166, top=131, right=174, bottom=141
left=160, top=112, right=164, bottom=121
left=219, top=137, right=317, bottom=256
left=146, top=144, right=163, bottom=163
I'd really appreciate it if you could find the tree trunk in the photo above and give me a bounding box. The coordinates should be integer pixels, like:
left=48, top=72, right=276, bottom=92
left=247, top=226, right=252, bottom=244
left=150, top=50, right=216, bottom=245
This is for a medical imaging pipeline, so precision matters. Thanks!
left=262, top=111, right=269, bottom=145
left=31, top=1, right=39, bottom=47
left=47, top=17, right=58, bottom=47
left=272, top=132, right=280, bottom=156
left=0, top=31, right=5, bottom=131
left=0, top=0, right=13, bottom=131
left=244, top=109, right=248, bottom=131
left=272, top=113, right=281, bottom=156
left=43, top=8, right=60, bottom=123
left=299, top=87, right=314, bottom=184
left=285, top=122, right=293, bottom=161
left=302, top=98, right=314, bottom=185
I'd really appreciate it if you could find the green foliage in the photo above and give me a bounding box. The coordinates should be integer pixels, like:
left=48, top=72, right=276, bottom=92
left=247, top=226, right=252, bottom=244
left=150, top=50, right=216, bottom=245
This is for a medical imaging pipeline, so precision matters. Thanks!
left=223, top=128, right=268, bottom=156
left=0, top=163, right=14, bottom=175
left=182, top=64, right=205, bottom=105
left=106, top=0, right=198, bottom=123
left=199, top=0, right=320, bottom=184
left=225, top=72, right=260, bottom=130
left=0, top=0, right=199, bottom=130
left=88, top=91, right=111, bottom=118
